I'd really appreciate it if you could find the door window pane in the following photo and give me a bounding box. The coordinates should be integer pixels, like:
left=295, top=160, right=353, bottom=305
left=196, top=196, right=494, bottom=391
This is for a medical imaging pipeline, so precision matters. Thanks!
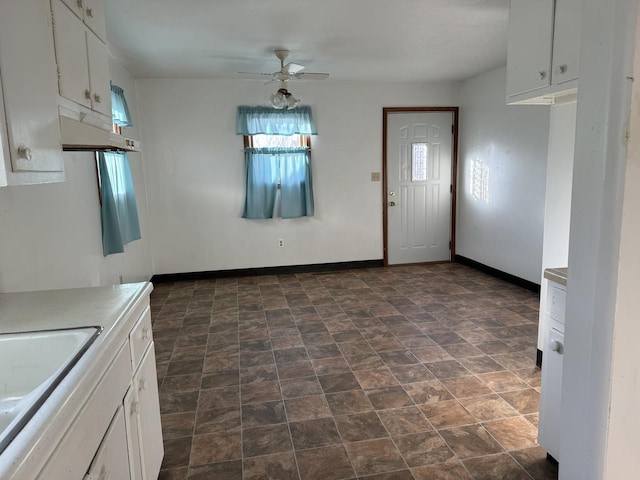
left=412, top=143, right=428, bottom=181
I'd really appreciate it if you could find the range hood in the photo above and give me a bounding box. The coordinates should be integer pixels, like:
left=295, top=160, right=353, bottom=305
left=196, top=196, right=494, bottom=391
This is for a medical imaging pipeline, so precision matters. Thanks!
left=59, top=116, right=141, bottom=152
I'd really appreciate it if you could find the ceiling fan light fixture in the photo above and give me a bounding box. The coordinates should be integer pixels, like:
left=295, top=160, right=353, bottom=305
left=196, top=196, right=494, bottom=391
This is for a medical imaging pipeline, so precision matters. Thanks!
left=270, top=87, right=299, bottom=110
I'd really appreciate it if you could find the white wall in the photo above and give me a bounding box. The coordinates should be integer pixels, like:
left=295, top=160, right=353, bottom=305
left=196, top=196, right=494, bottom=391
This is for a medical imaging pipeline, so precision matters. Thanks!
left=537, top=102, right=576, bottom=350
left=0, top=59, right=153, bottom=293
left=136, top=79, right=460, bottom=275
left=457, top=66, right=550, bottom=283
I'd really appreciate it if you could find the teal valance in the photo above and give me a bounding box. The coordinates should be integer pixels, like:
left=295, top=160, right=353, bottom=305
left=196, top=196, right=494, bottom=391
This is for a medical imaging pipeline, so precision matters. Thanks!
left=236, top=106, right=317, bottom=135
left=111, top=83, right=134, bottom=127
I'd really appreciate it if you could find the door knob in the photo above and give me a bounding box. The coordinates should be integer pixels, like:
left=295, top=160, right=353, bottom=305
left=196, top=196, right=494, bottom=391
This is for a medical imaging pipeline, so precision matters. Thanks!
left=389, top=201, right=396, bottom=207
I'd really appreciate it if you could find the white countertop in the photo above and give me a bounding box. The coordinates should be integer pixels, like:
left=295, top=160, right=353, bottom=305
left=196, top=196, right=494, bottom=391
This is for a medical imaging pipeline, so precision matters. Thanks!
left=0, top=282, right=153, bottom=480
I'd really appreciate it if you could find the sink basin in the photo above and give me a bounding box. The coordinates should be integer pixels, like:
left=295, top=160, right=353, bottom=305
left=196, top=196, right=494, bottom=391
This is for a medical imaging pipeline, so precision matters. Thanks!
left=0, top=327, right=101, bottom=454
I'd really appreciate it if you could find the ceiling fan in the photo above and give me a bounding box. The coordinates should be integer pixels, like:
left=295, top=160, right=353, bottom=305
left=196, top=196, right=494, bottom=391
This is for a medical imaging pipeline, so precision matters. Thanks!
left=238, top=50, right=329, bottom=109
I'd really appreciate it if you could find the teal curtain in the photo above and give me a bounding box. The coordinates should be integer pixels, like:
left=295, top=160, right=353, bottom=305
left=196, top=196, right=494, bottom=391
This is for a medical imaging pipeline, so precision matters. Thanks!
left=243, top=147, right=314, bottom=219
left=110, top=83, right=133, bottom=127
left=237, top=106, right=317, bottom=135
left=98, top=152, right=141, bottom=255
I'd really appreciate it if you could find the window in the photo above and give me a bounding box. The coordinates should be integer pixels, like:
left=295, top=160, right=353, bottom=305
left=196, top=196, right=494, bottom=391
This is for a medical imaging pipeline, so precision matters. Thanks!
left=237, top=106, right=317, bottom=219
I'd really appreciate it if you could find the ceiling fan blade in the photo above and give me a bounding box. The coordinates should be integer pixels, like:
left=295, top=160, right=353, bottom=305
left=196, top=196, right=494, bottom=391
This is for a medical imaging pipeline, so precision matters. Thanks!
left=283, top=62, right=305, bottom=74
left=293, top=72, right=330, bottom=80
left=236, top=72, right=273, bottom=79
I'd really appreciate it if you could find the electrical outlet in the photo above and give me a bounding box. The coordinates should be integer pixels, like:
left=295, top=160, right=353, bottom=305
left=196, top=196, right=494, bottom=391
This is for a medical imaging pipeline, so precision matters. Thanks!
left=278, top=239, right=284, bottom=248
left=371, top=172, right=381, bottom=181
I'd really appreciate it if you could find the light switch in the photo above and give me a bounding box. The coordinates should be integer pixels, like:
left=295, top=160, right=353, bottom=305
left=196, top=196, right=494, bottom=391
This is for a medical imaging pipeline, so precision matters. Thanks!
left=371, top=172, right=381, bottom=182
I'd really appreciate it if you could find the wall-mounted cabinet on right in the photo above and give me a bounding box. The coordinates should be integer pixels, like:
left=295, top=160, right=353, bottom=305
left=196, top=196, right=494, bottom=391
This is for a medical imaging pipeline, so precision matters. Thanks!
left=506, top=0, right=583, bottom=104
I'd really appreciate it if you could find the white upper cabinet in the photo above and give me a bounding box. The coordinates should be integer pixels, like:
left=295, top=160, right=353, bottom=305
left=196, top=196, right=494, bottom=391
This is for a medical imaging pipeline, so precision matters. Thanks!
left=506, top=0, right=583, bottom=104
left=0, top=0, right=65, bottom=186
left=52, top=0, right=112, bottom=124
left=60, top=0, right=107, bottom=42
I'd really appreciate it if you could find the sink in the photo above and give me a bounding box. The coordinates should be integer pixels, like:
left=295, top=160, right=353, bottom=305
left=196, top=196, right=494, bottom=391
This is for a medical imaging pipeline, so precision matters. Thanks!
left=0, top=327, right=101, bottom=454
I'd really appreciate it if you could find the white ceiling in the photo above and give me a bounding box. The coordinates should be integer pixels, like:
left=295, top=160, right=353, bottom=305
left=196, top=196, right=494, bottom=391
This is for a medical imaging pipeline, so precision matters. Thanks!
left=105, top=0, right=510, bottom=83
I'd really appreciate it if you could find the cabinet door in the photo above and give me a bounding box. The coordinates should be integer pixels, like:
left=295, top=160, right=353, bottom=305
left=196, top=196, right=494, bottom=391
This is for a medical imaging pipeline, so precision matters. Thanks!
left=86, top=31, right=112, bottom=118
left=85, top=406, right=132, bottom=480
left=60, top=0, right=85, bottom=21
left=551, top=0, right=582, bottom=85
left=506, top=0, right=555, bottom=97
left=135, top=344, right=164, bottom=480
left=124, top=387, right=144, bottom=480
left=538, top=328, right=564, bottom=460
left=0, top=0, right=63, bottom=175
left=52, top=0, right=92, bottom=110
left=83, top=0, right=107, bottom=42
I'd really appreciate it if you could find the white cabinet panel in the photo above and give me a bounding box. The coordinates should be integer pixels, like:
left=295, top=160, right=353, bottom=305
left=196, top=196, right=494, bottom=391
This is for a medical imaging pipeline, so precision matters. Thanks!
left=0, top=0, right=64, bottom=184
left=506, top=0, right=555, bottom=97
left=551, top=0, right=582, bottom=85
left=87, top=31, right=112, bottom=117
left=85, top=406, right=132, bottom=480
left=83, top=0, right=107, bottom=42
left=538, top=328, right=564, bottom=460
left=124, top=387, right=144, bottom=480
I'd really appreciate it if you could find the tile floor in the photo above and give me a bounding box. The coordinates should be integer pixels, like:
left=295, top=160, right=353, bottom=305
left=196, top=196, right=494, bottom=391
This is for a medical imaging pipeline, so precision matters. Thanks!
left=151, top=263, right=559, bottom=480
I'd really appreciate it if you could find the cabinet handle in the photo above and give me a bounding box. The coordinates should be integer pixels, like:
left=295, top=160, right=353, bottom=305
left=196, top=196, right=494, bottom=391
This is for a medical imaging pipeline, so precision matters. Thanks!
left=93, top=93, right=101, bottom=103
left=17, top=146, right=32, bottom=161
left=536, top=71, right=547, bottom=80
left=555, top=64, right=568, bottom=75
left=76, top=0, right=83, bottom=8
left=139, top=378, right=148, bottom=391
left=84, top=89, right=92, bottom=99
left=130, top=400, right=139, bottom=415
left=549, top=339, right=563, bottom=353
left=142, top=326, right=150, bottom=340
left=86, top=7, right=93, bottom=18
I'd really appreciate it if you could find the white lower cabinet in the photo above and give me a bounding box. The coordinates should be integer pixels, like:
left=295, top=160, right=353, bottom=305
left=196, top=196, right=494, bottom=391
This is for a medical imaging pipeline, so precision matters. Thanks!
left=125, top=343, right=163, bottom=480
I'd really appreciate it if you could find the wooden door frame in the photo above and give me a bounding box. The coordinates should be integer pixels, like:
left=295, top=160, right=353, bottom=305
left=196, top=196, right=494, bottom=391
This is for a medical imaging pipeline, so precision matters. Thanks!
left=382, top=107, right=459, bottom=267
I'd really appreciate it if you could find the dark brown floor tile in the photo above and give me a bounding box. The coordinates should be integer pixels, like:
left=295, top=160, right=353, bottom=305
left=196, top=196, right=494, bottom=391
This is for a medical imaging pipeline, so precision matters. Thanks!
left=366, top=386, right=414, bottom=410
left=510, top=446, right=559, bottom=480
left=160, top=391, right=200, bottom=414
left=307, top=343, right=342, bottom=359
left=463, top=452, right=531, bottom=480
left=477, top=370, right=530, bottom=392
left=334, top=412, right=389, bottom=442
left=439, top=424, right=504, bottom=459
left=345, top=438, right=406, bottom=476
left=241, top=380, right=282, bottom=404
left=419, top=400, right=476, bottom=429
left=295, top=445, right=356, bottom=480
left=158, top=467, right=188, bottom=480
left=411, top=461, right=472, bottom=480
left=338, top=341, right=376, bottom=356
left=475, top=340, right=514, bottom=354
left=198, top=386, right=239, bottom=410
left=459, top=394, right=519, bottom=422
left=378, top=350, right=420, bottom=367
left=240, top=364, right=278, bottom=383
left=394, top=431, right=455, bottom=467
left=368, top=337, right=405, bottom=352
left=290, top=417, right=342, bottom=449
left=359, top=470, right=414, bottom=480
left=281, top=376, right=323, bottom=398
left=403, top=380, right=453, bottom=405
left=425, top=360, right=470, bottom=379
left=171, top=345, right=207, bottom=362
left=354, top=368, right=399, bottom=389
left=345, top=353, right=386, bottom=370
left=333, top=330, right=365, bottom=343
left=318, top=372, right=361, bottom=393
left=500, top=388, right=540, bottom=414
left=278, top=360, right=316, bottom=379
left=301, top=332, right=334, bottom=345
left=326, top=390, right=374, bottom=415
left=166, top=359, right=205, bottom=376
left=190, top=430, right=241, bottom=465
left=187, top=460, right=243, bottom=480
left=513, top=366, right=542, bottom=388
left=201, top=370, right=239, bottom=389
left=239, top=350, right=274, bottom=368
left=390, top=364, right=435, bottom=384
left=458, top=355, right=506, bottom=374
left=194, top=406, right=241, bottom=434
left=377, top=406, right=432, bottom=435
left=428, top=331, right=468, bottom=345
left=410, top=345, right=452, bottom=363
left=275, top=347, right=310, bottom=365
left=202, top=354, right=238, bottom=374
left=242, top=400, right=287, bottom=427
left=285, top=395, right=332, bottom=422
left=484, top=416, right=539, bottom=450
left=243, top=452, right=299, bottom=480
left=162, top=436, right=192, bottom=469
left=440, top=375, right=492, bottom=398
left=441, top=342, right=485, bottom=358
left=400, top=335, right=437, bottom=349
left=242, top=423, right=293, bottom=457
left=161, top=412, right=196, bottom=439
left=271, top=335, right=305, bottom=349
left=160, top=374, right=202, bottom=394
left=311, top=357, right=351, bottom=375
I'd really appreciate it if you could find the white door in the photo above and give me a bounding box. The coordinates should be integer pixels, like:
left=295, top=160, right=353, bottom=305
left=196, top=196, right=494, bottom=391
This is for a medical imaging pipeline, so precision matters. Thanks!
left=386, top=111, right=453, bottom=265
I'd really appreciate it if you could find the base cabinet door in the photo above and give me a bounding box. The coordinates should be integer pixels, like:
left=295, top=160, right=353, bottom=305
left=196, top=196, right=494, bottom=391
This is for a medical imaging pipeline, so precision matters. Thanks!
left=538, top=328, right=564, bottom=460
left=124, top=387, right=144, bottom=480
left=83, top=406, right=131, bottom=480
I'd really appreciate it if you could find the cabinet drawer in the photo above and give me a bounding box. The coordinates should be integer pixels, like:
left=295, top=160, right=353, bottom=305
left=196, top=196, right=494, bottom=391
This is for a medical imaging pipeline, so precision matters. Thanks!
left=38, top=342, right=132, bottom=479
left=130, top=306, right=153, bottom=372
left=549, top=284, right=567, bottom=325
